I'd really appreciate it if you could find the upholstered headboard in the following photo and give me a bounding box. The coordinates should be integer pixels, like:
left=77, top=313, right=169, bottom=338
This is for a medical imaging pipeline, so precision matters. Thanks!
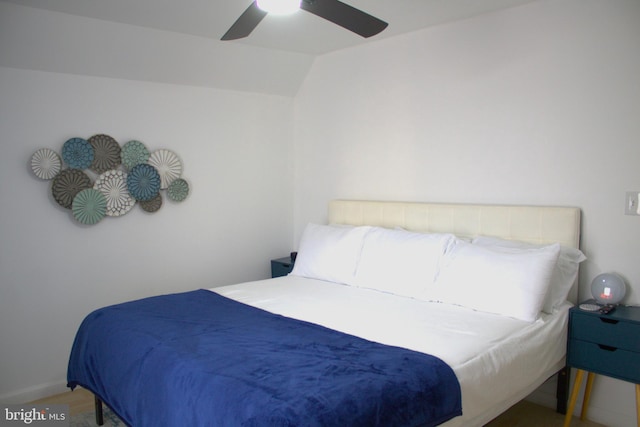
left=328, top=200, right=582, bottom=302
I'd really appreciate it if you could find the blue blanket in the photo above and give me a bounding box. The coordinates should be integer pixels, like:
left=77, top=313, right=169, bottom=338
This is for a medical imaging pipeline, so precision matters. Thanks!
left=68, top=290, right=461, bottom=426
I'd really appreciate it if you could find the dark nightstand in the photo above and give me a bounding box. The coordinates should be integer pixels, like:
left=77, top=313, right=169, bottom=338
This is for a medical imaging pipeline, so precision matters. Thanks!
left=271, top=256, right=295, bottom=278
left=564, top=305, right=640, bottom=427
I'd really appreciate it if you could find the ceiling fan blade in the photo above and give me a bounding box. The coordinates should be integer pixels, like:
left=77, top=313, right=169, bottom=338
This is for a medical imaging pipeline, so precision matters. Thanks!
left=221, top=1, right=268, bottom=40
left=300, top=0, right=388, bottom=38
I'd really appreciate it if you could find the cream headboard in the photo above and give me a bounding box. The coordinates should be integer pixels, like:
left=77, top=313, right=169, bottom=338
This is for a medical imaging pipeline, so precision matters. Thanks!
left=328, top=200, right=582, bottom=303
left=328, top=200, right=581, bottom=249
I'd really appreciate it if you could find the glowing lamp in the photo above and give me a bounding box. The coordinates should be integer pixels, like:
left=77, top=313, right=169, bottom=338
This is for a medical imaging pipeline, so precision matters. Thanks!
left=256, top=0, right=301, bottom=15
left=590, top=273, right=626, bottom=305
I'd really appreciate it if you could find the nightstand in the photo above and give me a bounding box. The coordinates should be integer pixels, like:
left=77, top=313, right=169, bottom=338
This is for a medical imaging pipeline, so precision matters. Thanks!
left=271, top=256, right=295, bottom=278
left=563, top=305, right=640, bottom=427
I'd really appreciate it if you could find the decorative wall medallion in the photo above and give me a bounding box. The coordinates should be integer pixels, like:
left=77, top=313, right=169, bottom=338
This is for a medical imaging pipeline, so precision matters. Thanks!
left=167, top=178, right=189, bottom=202
left=32, top=135, right=189, bottom=225
left=89, top=134, right=122, bottom=173
left=72, top=189, right=107, bottom=225
left=121, top=140, right=150, bottom=171
left=93, top=170, right=135, bottom=217
left=139, top=193, right=162, bottom=213
left=127, top=164, right=161, bottom=201
left=31, top=148, right=61, bottom=180
left=62, top=138, right=94, bottom=169
left=148, top=149, right=182, bottom=189
left=51, top=169, right=93, bottom=209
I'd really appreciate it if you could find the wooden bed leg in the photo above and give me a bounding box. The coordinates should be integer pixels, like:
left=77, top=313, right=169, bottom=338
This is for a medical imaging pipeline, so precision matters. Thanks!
left=94, top=395, right=104, bottom=426
left=556, top=366, right=570, bottom=414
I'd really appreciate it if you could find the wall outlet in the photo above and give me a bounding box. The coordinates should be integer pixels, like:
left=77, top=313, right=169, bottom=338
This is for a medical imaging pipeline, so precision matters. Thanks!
left=625, top=191, right=640, bottom=215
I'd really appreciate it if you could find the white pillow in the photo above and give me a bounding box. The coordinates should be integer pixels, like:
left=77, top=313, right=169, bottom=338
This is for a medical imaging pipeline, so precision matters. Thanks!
left=432, top=239, right=560, bottom=322
left=351, top=227, right=455, bottom=299
left=472, top=236, right=586, bottom=313
left=290, top=223, right=371, bottom=284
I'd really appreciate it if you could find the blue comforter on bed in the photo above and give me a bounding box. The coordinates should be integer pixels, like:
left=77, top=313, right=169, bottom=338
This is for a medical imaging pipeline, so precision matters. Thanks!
left=68, top=289, right=461, bottom=427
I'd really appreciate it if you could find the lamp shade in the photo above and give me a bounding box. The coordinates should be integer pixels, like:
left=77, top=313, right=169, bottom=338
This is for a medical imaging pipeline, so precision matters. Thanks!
left=590, top=273, right=626, bottom=304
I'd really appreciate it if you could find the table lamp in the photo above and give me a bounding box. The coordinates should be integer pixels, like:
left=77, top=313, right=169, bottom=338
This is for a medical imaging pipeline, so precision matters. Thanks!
left=590, top=272, right=626, bottom=305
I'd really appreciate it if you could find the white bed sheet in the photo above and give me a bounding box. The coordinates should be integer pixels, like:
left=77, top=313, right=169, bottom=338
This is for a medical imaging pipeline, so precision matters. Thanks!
left=211, top=275, right=570, bottom=426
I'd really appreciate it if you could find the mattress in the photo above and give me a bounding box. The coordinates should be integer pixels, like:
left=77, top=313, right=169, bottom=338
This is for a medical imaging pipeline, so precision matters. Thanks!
left=213, top=275, right=570, bottom=426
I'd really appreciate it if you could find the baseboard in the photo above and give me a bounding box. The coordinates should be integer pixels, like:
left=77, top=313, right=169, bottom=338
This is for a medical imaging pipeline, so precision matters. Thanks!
left=585, top=404, right=636, bottom=427
left=0, top=381, right=69, bottom=404
left=528, top=372, right=637, bottom=427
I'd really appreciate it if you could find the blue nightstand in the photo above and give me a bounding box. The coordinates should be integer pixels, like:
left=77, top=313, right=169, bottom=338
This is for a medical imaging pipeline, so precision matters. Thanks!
left=563, top=305, right=640, bottom=427
left=271, top=256, right=295, bottom=278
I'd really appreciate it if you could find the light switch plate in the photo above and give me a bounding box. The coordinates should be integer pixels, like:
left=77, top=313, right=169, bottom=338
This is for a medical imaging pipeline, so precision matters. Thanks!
left=625, top=191, right=640, bottom=215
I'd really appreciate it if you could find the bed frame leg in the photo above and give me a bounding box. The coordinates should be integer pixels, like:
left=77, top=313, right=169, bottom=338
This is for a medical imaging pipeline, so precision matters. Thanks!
left=556, top=366, right=570, bottom=414
left=94, top=395, right=104, bottom=426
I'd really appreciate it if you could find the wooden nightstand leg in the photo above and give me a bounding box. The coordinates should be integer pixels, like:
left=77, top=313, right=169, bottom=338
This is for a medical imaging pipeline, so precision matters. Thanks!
left=635, top=384, right=639, bottom=427
left=580, top=372, right=595, bottom=420
left=564, top=369, right=585, bottom=427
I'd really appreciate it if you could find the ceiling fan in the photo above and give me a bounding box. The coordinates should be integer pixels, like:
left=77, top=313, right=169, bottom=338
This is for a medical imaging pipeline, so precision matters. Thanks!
left=221, top=0, right=388, bottom=41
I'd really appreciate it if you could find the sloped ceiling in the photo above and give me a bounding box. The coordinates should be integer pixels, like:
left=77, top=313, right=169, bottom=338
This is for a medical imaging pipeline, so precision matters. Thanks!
left=0, top=0, right=539, bottom=96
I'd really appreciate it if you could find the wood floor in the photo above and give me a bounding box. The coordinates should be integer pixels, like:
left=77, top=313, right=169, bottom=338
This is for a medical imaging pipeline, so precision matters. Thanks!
left=31, top=387, right=607, bottom=426
left=485, top=399, right=606, bottom=427
left=30, top=387, right=95, bottom=416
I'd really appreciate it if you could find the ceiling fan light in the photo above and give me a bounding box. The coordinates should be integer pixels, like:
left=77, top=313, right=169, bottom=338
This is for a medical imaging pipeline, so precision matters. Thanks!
left=256, top=0, right=301, bottom=15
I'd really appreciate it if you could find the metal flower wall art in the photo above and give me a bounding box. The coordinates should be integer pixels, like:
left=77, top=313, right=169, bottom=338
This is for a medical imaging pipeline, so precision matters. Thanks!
left=31, top=135, right=189, bottom=225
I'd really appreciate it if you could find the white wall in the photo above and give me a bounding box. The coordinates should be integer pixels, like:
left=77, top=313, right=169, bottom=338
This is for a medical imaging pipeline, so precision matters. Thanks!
left=293, top=0, right=640, bottom=425
left=0, top=67, right=294, bottom=402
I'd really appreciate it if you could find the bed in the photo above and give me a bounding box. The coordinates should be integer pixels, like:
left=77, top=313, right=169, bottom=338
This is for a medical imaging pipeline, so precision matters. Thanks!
left=67, top=200, right=585, bottom=426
